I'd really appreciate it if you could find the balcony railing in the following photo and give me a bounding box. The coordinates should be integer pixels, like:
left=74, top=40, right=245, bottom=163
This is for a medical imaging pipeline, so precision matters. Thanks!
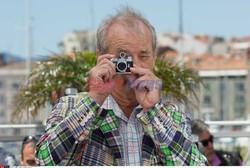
left=205, top=120, right=250, bottom=137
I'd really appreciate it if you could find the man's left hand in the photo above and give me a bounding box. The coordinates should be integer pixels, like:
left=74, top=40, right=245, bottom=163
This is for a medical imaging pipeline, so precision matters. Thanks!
left=127, top=64, right=162, bottom=111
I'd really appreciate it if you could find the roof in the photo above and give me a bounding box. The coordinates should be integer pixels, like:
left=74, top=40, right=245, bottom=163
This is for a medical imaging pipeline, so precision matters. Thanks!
left=185, top=54, right=250, bottom=71
left=0, top=62, right=27, bottom=70
left=0, top=62, right=36, bottom=75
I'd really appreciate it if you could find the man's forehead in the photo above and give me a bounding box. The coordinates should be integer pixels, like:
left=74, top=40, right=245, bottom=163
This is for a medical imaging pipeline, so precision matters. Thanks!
left=108, top=20, right=151, bottom=38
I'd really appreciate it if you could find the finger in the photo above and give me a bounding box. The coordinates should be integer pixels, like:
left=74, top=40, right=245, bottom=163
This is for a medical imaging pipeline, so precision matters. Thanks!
left=133, top=63, right=138, bottom=68
left=106, top=60, right=116, bottom=78
left=135, top=79, right=147, bottom=91
left=99, top=63, right=115, bottom=82
left=136, top=76, right=157, bottom=91
left=98, top=59, right=116, bottom=75
left=98, top=57, right=112, bottom=66
left=126, top=77, right=137, bottom=90
left=99, top=66, right=110, bottom=83
left=130, top=66, right=150, bottom=76
left=105, top=61, right=116, bottom=80
left=99, top=65, right=112, bottom=83
left=97, top=54, right=115, bottom=64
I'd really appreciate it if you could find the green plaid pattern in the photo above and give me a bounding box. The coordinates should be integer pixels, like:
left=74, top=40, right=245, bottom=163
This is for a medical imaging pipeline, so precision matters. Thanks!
left=37, top=140, right=55, bottom=166
left=99, top=110, right=118, bottom=133
left=35, top=93, right=208, bottom=166
left=137, top=102, right=208, bottom=165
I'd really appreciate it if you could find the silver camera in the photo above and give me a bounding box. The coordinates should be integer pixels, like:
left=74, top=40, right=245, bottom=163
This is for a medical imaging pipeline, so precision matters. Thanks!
left=64, top=87, right=78, bottom=95
left=111, top=52, right=133, bottom=74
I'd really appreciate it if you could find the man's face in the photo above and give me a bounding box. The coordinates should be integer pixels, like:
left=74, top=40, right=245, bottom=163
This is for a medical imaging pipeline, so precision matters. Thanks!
left=106, top=21, right=155, bottom=73
left=20, top=143, right=36, bottom=166
left=199, top=131, right=215, bottom=161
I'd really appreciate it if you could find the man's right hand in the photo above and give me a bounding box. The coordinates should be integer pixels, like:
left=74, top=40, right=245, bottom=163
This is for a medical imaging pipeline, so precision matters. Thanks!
left=87, top=54, right=116, bottom=106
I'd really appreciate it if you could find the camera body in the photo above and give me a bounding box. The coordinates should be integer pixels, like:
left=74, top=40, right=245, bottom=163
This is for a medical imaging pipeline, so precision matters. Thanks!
left=111, top=52, right=133, bottom=74
left=64, top=87, right=78, bottom=95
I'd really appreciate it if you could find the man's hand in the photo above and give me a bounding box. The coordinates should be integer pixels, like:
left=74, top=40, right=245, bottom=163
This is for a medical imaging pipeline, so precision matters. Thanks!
left=87, top=54, right=116, bottom=106
left=128, top=64, right=162, bottom=111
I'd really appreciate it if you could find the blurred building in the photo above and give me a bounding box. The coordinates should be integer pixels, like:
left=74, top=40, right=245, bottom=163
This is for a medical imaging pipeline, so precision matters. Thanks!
left=158, top=33, right=209, bottom=55
left=207, top=37, right=229, bottom=55
left=186, top=54, right=250, bottom=121
left=230, top=36, right=250, bottom=56
left=0, top=62, right=47, bottom=125
left=0, top=52, right=24, bottom=66
left=157, top=46, right=178, bottom=62
left=59, top=30, right=96, bottom=54
left=158, top=33, right=230, bottom=56
left=158, top=33, right=250, bottom=121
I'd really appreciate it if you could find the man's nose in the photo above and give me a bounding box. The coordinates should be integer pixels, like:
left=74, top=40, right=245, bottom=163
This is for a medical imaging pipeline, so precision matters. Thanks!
left=133, top=56, right=142, bottom=67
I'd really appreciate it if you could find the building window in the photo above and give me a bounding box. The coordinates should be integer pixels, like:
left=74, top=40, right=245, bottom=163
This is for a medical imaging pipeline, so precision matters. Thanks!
left=203, top=95, right=212, bottom=107
left=0, top=110, right=5, bottom=117
left=234, top=107, right=245, bottom=118
left=235, top=95, right=245, bottom=107
left=71, top=47, right=76, bottom=52
left=204, top=83, right=211, bottom=93
left=68, top=37, right=76, bottom=42
left=235, top=82, right=245, bottom=92
left=0, top=95, right=5, bottom=104
left=12, top=82, right=19, bottom=90
left=0, top=80, right=4, bottom=89
left=219, top=82, right=225, bottom=92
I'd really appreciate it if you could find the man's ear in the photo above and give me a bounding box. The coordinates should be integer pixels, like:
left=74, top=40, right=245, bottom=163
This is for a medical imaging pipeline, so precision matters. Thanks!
left=96, top=49, right=101, bottom=57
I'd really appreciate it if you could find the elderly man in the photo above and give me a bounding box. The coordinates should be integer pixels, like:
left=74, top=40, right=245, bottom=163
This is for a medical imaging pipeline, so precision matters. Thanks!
left=191, top=119, right=243, bottom=166
left=35, top=7, right=207, bottom=166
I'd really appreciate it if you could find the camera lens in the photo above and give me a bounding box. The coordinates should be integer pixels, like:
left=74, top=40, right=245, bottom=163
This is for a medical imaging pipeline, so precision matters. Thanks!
left=117, top=62, right=127, bottom=72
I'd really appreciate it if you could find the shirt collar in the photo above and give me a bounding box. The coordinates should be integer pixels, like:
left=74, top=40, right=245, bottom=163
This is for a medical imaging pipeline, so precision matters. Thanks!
left=101, top=95, right=143, bottom=122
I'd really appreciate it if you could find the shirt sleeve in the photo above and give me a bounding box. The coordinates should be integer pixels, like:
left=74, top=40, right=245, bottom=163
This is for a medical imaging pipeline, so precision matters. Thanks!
left=35, top=92, right=100, bottom=166
left=137, top=101, right=208, bottom=166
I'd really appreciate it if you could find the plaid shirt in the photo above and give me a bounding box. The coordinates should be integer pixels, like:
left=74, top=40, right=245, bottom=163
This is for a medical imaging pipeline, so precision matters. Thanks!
left=102, top=96, right=143, bottom=165
left=35, top=92, right=208, bottom=166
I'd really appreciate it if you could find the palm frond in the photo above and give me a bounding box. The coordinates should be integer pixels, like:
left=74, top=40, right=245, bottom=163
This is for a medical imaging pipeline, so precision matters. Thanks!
left=154, top=58, right=202, bottom=106
left=12, top=52, right=96, bottom=121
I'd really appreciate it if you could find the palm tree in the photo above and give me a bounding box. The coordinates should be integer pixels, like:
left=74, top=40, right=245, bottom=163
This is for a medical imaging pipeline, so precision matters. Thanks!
left=12, top=52, right=202, bottom=121
left=154, top=58, right=202, bottom=107
left=12, top=52, right=96, bottom=121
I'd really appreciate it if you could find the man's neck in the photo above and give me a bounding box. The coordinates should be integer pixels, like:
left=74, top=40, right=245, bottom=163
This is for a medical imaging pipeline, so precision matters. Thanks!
left=111, top=89, right=138, bottom=119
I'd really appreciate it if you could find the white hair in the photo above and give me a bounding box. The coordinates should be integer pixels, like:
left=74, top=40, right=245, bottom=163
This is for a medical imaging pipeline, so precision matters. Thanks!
left=96, top=6, right=157, bottom=55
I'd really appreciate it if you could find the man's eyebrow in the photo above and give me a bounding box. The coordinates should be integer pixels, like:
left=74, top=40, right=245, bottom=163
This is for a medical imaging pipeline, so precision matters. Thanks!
left=116, top=48, right=128, bottom=53
left=140, top=50, right=151, bottom=55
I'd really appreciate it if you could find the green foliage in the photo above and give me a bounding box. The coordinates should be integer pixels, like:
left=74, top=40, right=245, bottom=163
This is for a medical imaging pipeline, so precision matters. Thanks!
left=12, top=52, right=96, bottom=120
left=12, top=52, right=202, bottom=121
left=234, top=145, right=250, bottom=165
left=154, top=58, right=202, bottom=105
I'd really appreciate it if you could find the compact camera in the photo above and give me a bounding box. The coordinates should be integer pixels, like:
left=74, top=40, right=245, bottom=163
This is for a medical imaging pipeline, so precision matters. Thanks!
left=64, top=87, right=78, bottom=95
left=111, top=52, right=133, bottom=74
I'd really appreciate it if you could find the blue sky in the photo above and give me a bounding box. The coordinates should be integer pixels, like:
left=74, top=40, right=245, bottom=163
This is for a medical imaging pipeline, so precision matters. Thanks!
left=0, top=0, right=249, bottom=58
